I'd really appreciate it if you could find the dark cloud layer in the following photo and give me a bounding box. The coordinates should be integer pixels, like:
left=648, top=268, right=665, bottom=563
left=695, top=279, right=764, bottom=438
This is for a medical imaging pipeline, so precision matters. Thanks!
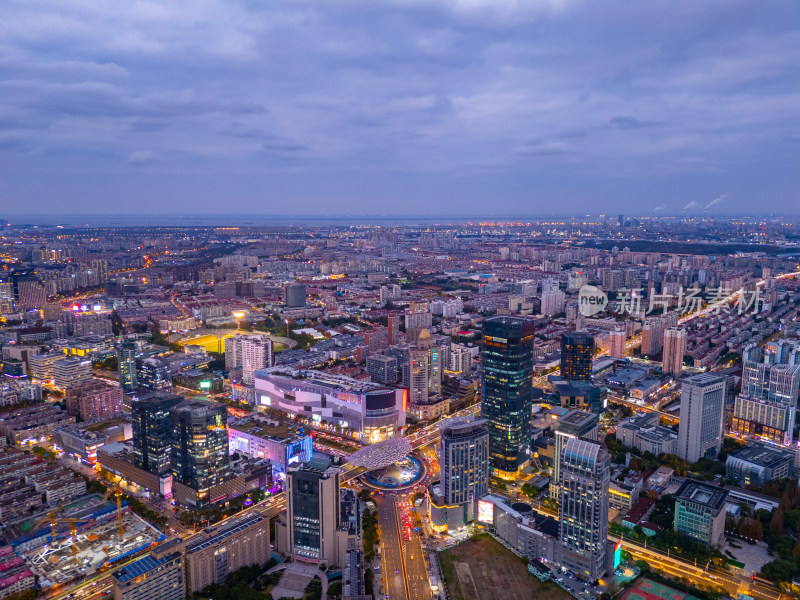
left=0, top=0, right=797, bottom=216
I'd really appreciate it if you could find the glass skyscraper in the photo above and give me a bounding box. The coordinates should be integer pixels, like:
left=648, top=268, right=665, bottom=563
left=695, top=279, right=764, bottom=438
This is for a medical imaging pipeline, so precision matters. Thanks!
left=131, top=392, right=183, bottom=476
left=170, top=398, right=230, bottom=502
left=560, top=331, right=594, bottom=381
left=481, top=315, right=534, bottom=477
left=117, top=341, right=139, bottom=394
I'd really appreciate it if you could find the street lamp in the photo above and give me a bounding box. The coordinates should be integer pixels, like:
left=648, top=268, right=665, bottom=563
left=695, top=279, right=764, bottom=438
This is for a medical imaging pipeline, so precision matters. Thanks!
left=285, top=318, right=290, bottom=337
left=233, top=311, right=245, bottom=330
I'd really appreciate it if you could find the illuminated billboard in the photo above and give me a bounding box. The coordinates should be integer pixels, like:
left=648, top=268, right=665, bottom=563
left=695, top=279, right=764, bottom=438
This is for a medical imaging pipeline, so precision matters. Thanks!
left=200, top=381, right=211, bottom=389
left=478, top=500, right=493, bottom=524
left=613, top=541, right=622, bottom=569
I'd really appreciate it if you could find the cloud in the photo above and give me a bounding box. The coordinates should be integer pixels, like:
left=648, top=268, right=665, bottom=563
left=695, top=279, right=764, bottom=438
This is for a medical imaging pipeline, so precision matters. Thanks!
left=127, top=150, right=159, bottom=166
left=606, top=115, right=664, bottom=130
left=0, top=0, right=798, bottom=214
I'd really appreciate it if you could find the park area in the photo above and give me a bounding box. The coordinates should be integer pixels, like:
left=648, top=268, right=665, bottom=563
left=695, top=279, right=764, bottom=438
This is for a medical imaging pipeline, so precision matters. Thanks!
left=438, top=535, right=572, bottom=600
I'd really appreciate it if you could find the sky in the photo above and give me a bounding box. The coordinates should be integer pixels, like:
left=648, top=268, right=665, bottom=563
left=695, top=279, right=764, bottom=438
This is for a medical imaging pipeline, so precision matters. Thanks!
left=1, top=0, right=798, bottom=217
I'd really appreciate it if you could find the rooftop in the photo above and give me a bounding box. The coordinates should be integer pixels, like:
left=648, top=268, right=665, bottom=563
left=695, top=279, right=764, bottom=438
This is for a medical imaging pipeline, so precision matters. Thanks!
left=675, top=479, right=728, bottom=510
left=112, top=553, right=174, bottom=584
left=727, top=443, right=794, bottom=468
left=683, top=372, right=727, bottom=386
left=228, top=417, right=299, bottom=442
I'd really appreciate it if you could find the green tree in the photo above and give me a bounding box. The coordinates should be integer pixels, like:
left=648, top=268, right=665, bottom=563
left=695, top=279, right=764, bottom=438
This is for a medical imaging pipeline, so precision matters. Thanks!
left=760, top=559, right=797, bottom=583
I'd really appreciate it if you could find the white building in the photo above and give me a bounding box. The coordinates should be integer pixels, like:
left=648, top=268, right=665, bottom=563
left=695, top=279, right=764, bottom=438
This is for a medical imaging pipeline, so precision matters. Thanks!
left=541, top=290, right=566, bottom=316
left=225, top=334, right=274, bottom=386
left=677, top=373, right=727, bottom=462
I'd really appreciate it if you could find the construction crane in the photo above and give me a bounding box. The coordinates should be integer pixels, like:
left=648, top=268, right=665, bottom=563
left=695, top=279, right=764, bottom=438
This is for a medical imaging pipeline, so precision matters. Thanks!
left=32, top=510, right=81, bottom=564
left=102, top=481, right=126, bottom=542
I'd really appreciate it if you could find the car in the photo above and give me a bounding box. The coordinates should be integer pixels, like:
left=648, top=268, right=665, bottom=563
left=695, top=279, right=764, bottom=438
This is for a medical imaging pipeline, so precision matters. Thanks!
left=395, top=569, right=399, bottom=574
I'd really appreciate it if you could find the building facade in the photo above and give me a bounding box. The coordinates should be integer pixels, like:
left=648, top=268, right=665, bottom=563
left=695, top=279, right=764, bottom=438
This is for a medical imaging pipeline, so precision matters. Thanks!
left=558, top=437, right=610, bottom=583
left=677, top=373, right=727, bottom=463
left=131, top=392, right=183, bottom=476
left=481, top=316, right=535, bottom=478
left=662, top=328, right=686, bottom=377
left=673, top=480, right=728, bottom=547
left=117, top=342, right=138, bottom=394
left=285, top=455, right=342, bottom=563
left=560, top=331, right=594, bottom=381
left=170, top=399, right=230, bottom=503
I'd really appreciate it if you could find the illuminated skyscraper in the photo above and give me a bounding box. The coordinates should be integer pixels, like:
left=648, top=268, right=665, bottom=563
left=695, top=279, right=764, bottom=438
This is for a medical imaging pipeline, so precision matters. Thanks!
left=117, top=341, right=138, bottom=394
left=171, top=398, right=230, bottom=503
left=131, top=392, right=183, bottom=476
left=559, top=437, right=610, bottom=582
left=481, top=315, right=534, bottom=477
left=560, top=331, right=594, bottom=381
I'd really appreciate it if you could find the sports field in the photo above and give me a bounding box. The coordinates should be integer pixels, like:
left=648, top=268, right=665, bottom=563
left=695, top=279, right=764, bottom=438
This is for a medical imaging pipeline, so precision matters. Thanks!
left=438, top=535, right=571, bottom=600
left=621, top=578, right=700, bottom=600
left=177, top=332, right=284, bottom=353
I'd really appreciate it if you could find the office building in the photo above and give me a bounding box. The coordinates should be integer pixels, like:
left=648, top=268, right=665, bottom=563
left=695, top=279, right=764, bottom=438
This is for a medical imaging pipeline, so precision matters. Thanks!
left=662, top=328, right=686, bottom=376
left=65, top=379, right=124, bottom=422
left=677, top=373, right=727, bottom=463
left=137, top=357, right=173, bottom=392
left=131, top=392, right=183, bottom=476
left=284, top=284, right=307, bottom=308
left=117, top=342, right=138, bottom=394
left=559, top=437, right=610, bottom=582
left=255, top=368, right=405, bottom=443
left=185, top=513, right=270, bottom=593
left=615, top=413, right=678, bottom=456
left=285, top=454, right=342, bottom=563
left=366, top=355, right=397, bottom=385
left=608, top=328, right=626, bottom=359
left=549, top=410, right=599, bottom=500
left=111, top=539, right=185, bottom=600
left=225, top=334, right=274, bottom=387
left=481, top=316, right=534, bottom=478
left=732, top=359, right=800, bottom=446
left=170, top=398, right=230, bottom=502
left=429, top=417, right=489, bottom=531
left=725, top=443, right=794, bottom=487
left=52, top=356, right=92, bottom=390
left=560, top=331, right=594, bottom=381
left=673, top=480, right=728, bottom=547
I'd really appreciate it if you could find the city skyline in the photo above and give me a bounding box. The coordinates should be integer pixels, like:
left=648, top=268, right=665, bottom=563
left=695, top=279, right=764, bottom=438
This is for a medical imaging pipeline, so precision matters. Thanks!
left=1, top=1, right=798, bottom=216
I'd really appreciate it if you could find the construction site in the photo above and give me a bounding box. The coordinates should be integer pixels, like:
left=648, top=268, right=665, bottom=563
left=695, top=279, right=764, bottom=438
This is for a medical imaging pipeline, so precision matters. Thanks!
left=13, top=491, right=165, bottom=586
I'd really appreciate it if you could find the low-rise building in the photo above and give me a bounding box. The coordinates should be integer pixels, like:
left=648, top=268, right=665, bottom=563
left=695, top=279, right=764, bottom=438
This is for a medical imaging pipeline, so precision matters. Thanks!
left=0, top=404, right=75, bottom=445
left=609, top=481, right=639, bottom=511
left=111, top=539, right=185, bottom=600
left=725, top=443, right=794, bottom=487
left=227, top=415, right=312, bottom=475
left=674, top=479, right=728, bottom=547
